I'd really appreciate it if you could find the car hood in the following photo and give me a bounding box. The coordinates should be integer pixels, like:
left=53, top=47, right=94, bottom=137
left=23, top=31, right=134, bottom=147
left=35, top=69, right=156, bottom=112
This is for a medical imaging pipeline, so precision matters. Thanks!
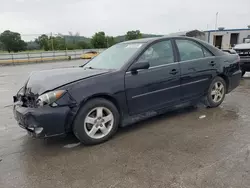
left=234, top=43, right=250, bottom=50
left=24, top=67, right=109, bottom=95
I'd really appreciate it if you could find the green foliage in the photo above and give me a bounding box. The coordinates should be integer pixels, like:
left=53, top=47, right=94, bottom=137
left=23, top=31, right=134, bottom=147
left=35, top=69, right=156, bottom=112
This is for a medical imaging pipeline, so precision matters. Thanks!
left=77, top=41, right=92, bottom=49
left=26, top=41, right=40, bottom=51
left=106, top=36, right=116, bottom=47
left=66, top=43, right=77, bottom=50
left=90, top=33, right=117, bottom=48
left=0, top=30, right=27, bottom=52
left=64, top=35, right=90, bottom=44
left=49, top=36, right=66, bottom=50
left=125, top=30, right=142, bottom=40
left=91, top=32, right=107, bottom=48
left=0, top=41, right=4, bottom=51
left=0, top=29, right=163, bottom=52
left=35, top=34, right=93, bottom=51
left=35, top=34, right=50, bottom=51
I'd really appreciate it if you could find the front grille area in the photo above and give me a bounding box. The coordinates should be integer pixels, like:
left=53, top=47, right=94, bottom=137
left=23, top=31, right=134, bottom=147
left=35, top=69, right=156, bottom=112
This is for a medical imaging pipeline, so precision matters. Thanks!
left=14, top=86, right=39, bottom=108
left=15, top=93, right=37, bottom=108
left=235, top=49, right=250, bottom=57
left=21, top=95, right=37, bottom=108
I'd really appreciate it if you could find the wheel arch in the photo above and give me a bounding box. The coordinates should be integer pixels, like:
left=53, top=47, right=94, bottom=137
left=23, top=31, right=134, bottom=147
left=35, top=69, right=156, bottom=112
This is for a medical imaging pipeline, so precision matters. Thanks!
left=71, top=93, right=122, bottom=128
left=82, top=94, right=121, bottom=114
left=217, top=74, right=229, bottom=93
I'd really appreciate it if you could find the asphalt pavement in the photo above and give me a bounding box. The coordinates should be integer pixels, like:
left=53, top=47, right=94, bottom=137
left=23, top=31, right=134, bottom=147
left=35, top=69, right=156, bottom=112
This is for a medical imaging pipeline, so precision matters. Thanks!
left=0, top=60, right=250, bottom=188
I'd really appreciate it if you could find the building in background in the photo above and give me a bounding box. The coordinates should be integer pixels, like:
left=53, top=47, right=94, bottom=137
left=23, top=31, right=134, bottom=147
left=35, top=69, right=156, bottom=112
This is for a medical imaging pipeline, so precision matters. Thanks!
left=204, top=27, right=250, bottom=49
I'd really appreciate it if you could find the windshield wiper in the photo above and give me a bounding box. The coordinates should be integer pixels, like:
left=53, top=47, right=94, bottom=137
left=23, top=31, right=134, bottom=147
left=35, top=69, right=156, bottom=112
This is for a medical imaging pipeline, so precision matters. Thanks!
left=84, top=66, right=94, bottom=70
left=82, top=66, right=111, bottom=70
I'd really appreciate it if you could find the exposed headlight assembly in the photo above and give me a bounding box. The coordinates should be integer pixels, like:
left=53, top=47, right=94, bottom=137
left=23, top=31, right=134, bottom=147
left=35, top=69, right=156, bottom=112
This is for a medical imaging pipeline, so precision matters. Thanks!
left=37, top=90, right=66, bottom=106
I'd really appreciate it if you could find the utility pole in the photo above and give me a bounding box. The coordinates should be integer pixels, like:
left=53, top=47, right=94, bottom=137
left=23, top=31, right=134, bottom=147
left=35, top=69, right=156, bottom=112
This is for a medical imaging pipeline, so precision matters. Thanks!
left=215, top=12, right=218, bottom=30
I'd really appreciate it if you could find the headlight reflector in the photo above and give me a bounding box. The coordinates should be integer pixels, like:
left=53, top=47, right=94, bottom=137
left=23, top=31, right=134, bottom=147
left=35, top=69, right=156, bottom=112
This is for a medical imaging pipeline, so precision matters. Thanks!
left=37, top=90, right=66, bottom=106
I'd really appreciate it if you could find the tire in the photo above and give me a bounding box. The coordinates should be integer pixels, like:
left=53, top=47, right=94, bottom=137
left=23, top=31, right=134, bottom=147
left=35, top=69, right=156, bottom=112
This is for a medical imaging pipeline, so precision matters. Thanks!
left=241, top=70, right=246, bottom=77
left=204, top=76, right=226, bottom=108
left=73, top=98, right=120, bottom=145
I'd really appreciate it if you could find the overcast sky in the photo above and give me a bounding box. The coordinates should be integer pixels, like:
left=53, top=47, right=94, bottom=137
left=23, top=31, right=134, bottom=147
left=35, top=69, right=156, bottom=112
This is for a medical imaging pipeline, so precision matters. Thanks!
left=1, top=0, right=250, bottom=40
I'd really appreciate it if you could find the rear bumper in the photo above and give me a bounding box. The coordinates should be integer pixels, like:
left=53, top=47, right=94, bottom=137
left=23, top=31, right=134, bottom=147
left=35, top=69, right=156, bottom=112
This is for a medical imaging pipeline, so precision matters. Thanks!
left=240, top=58, right=250, bottom=71
left=13, top=104, right=70, bottom=138
left=227, top=70, right=242, bottom=93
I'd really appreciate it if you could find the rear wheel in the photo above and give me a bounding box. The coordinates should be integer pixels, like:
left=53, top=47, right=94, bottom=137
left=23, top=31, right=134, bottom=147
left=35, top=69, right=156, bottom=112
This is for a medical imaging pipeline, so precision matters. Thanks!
left=73, top=98, right=119, bottom=145
left=204, top=77, right=226, bottom=108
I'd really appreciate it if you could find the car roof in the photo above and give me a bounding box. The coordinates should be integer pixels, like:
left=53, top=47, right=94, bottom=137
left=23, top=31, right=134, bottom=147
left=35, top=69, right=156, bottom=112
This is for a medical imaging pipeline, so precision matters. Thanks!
left=121, top=36, right=199, bottom=44
left=121, top=37, right=162, bottom=44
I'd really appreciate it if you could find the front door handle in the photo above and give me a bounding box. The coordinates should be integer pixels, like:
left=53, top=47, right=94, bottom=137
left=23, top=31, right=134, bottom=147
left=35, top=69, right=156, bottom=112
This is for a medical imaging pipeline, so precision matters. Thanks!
left=209, top=61, right=216, bottom=66
left=170, top=69, right=178, bottom=75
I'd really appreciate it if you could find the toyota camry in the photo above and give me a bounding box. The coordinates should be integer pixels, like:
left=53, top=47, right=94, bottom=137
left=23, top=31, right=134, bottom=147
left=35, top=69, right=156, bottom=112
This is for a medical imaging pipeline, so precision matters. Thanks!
left=13, top=36, right=241, bottom=145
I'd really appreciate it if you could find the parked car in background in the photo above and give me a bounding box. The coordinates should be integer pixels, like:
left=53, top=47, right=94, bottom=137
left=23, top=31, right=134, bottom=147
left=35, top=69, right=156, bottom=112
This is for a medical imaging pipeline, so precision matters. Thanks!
left=81, top=50, right=99, bottom=59
left=233, top=43, right=250, bottom=77
left=13, top=36, right=241, bottom=145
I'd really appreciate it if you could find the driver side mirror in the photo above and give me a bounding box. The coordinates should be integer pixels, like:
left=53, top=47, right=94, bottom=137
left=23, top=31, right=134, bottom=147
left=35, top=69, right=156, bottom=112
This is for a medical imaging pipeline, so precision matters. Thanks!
left=130, top=61, right=150, bottom=73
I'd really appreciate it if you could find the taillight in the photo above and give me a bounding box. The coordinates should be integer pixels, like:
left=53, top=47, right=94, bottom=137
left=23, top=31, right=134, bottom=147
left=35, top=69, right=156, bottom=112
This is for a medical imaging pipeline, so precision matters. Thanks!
left=237, top=55, right=241, bottom=69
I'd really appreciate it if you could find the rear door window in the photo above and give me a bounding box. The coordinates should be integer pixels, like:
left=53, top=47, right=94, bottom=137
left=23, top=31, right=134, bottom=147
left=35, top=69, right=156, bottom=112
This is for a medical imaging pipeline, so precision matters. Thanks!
left=176, top=39, right=210, bottom=61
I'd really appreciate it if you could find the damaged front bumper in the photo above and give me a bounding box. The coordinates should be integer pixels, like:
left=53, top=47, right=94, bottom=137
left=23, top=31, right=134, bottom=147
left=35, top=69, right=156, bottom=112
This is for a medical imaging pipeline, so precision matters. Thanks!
left=13, top=103, right=71, bottom=138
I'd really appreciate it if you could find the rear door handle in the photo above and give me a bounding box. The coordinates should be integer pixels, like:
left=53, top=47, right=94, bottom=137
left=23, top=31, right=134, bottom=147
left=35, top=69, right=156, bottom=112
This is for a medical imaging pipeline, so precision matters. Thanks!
left=209, top=61, right=216, bottom=66
left=170, top=69, right=178, bottom=75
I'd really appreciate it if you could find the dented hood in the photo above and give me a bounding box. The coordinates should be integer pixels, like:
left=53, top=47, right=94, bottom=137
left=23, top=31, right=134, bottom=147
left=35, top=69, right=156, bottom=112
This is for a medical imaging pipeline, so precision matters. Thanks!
left=25, top=67, right=109, bottom=95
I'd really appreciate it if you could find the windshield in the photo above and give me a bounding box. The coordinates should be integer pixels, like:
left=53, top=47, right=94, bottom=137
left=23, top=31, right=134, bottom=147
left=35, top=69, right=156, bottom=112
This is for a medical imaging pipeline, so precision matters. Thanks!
left=83, top=42, right=144, bottom=70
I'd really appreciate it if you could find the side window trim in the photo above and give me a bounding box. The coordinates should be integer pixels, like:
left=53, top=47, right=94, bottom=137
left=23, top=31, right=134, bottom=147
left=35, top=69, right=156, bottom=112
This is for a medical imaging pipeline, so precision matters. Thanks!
left=149, top=39, right=178, bottom=68
left=136, top=39, right=176, bottom=67
left=125, top=62, right=179, bottom=75
left=126, top=39, right=178, bottom=73
left=174, top=39, right=214, bottom=62
left=202, top=47, right=214, bottom=57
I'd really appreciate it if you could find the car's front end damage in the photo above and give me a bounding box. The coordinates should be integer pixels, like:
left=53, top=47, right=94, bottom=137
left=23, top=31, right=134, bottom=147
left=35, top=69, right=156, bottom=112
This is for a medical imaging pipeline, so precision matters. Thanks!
left=12, top=67, right=109, bottom=138
left=13, top=87, right=77, bottom=138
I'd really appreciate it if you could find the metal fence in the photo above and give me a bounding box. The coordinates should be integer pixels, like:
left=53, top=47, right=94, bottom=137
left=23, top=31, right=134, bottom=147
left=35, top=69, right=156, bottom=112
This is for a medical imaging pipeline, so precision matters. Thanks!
left=0, top=49, right=105, bottom=65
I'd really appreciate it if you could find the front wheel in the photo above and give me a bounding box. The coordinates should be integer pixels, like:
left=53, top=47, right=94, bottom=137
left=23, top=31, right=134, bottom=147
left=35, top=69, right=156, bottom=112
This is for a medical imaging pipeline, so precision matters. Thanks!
left=73, top=98, right=120, bottom=145
left=204, top=77, right=226, bottom=108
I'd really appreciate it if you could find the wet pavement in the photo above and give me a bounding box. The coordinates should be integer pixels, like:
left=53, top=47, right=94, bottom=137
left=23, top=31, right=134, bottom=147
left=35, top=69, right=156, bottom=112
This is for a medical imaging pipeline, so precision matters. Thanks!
left=1, top=61, right=250, bottom=188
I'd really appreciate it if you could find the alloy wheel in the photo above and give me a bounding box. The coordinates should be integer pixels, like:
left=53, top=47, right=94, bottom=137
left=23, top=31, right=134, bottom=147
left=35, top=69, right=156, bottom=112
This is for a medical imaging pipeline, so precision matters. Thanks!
left=211, top=81, right=225, bottom=103
left=84, top=107, right=114, bottom=139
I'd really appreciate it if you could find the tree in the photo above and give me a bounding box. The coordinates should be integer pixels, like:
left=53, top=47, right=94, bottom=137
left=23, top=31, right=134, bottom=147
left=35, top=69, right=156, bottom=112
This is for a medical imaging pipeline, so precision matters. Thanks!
left=0, top=41, right=4, bottom=51
left=66, top=43, right=77, bottom=50
left=35, top=34, right=49, bottom=51
left=77, top=41, right=92, bottom=49
left=106, top=36, right=116, bottom=47
left=125, top=30, right=142, bottom=40
left=26, top=41, right=40, bottom=51
left=91, top=32, right=107, bottom=48
left=0, top=30, right=27, bottom=52
left=49, top=36, right=66, bottom=50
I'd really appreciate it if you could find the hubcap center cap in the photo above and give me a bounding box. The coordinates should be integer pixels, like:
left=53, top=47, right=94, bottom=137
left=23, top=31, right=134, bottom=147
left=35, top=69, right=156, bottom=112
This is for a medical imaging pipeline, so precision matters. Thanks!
left=96, top=119, right=103, bottom=126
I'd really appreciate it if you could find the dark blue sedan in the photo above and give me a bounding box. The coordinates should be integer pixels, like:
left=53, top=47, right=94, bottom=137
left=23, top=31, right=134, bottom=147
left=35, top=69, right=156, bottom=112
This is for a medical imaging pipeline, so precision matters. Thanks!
left=13, top=36, right=242, bottom=145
